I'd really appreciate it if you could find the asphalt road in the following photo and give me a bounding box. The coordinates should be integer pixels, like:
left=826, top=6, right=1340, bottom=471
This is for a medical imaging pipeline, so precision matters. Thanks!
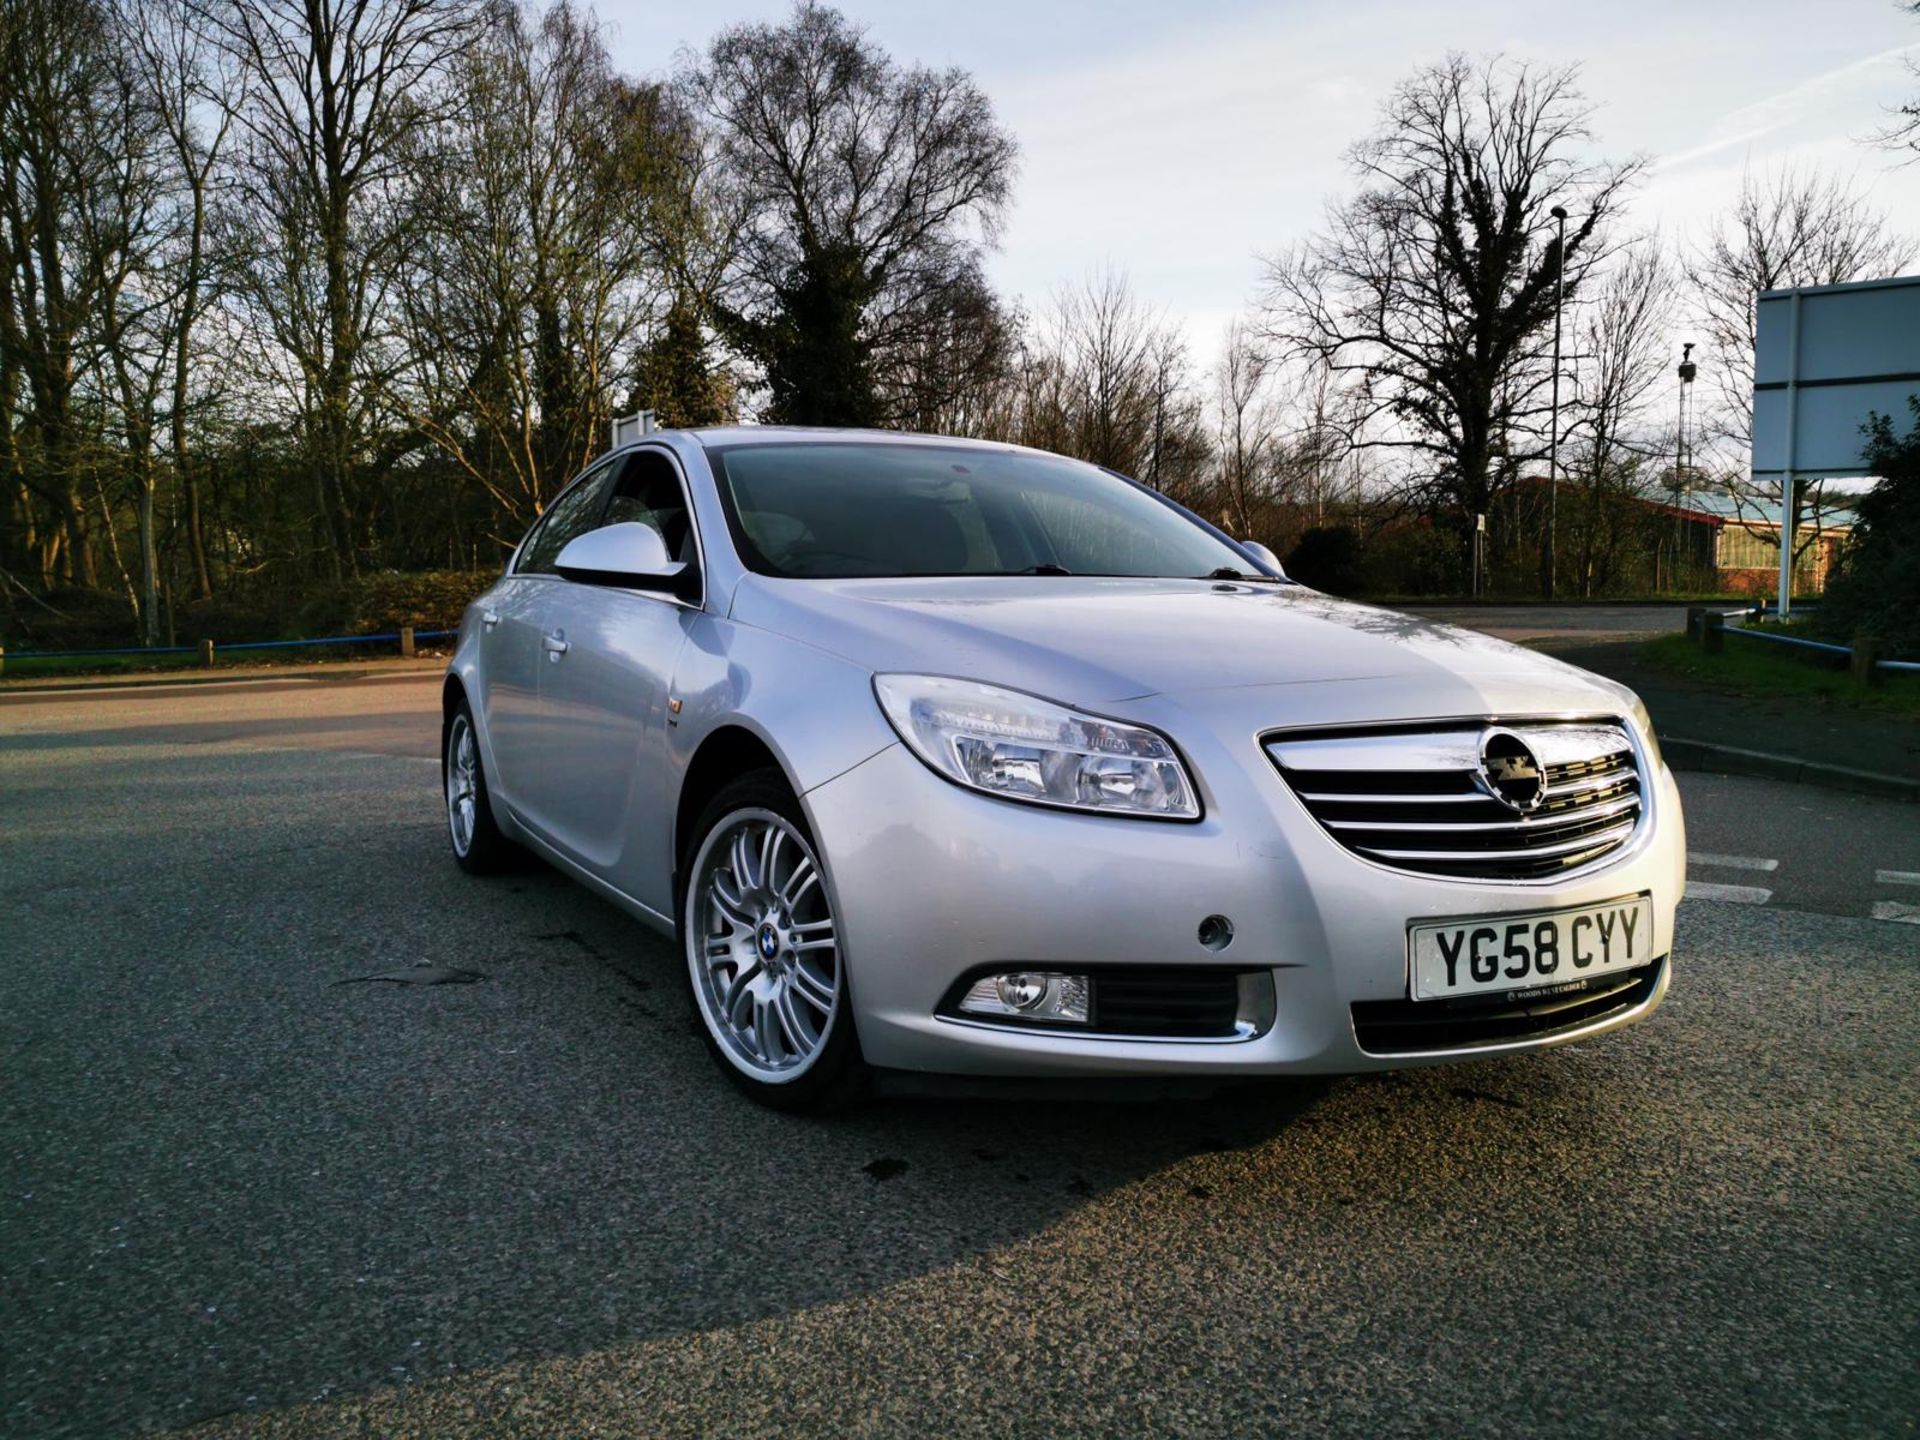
left=2, top=674, right=1915, bottom=1439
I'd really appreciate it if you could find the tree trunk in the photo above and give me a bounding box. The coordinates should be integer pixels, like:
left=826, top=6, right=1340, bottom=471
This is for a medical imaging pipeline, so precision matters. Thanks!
left=133, top=445, right=159, bottom=647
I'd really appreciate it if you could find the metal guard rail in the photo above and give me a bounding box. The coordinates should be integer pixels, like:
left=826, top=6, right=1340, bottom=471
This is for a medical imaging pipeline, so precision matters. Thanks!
left=5, top=629, right=456, bottom=661
left=1724, top=618, right=1920, bottom=674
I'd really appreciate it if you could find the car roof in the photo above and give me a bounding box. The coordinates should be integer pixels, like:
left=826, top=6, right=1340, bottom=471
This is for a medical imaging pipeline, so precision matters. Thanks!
left=683, top=425, right=1026, bottom=453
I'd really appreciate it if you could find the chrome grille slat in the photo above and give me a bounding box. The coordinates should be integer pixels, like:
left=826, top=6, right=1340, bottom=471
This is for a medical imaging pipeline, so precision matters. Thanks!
left=1324, top=793, right=1642, bottom=834
left=1267, top=720, right=1644, bottom=881
left=1296, top=789, right=1487, bottom=805
left=1353, top=817, right=1638, bottom=864
left=1544, top=769, right=1632, bottom=800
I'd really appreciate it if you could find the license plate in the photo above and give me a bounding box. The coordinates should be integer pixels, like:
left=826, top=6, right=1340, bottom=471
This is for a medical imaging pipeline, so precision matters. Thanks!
left=1408, top=895, right=1654, bottom=1001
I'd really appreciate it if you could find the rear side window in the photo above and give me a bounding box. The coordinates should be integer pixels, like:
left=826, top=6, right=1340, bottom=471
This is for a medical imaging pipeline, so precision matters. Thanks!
left=515, top=467, right=611, bottom=575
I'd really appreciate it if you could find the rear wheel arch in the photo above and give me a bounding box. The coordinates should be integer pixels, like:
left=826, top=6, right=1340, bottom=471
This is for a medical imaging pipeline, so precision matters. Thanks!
left=441, top=674, right=466, bottom=732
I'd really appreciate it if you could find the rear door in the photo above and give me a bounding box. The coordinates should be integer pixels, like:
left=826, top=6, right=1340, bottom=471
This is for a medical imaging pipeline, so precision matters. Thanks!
left=479, top=463, right=615, bottom=823
left=532, top=447, right=702, bottom=910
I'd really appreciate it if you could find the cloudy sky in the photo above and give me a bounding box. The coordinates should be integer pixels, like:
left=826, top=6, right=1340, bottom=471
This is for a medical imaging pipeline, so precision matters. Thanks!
left=603, top=0, right=1920, bottom=356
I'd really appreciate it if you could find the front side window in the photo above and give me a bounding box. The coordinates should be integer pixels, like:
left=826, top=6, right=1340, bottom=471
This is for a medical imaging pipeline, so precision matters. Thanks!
left=602, top=451, right=697, bottom=566
left=515, top=465, right=612, bottom=575
left=708, top=442, right=1251, bottom=580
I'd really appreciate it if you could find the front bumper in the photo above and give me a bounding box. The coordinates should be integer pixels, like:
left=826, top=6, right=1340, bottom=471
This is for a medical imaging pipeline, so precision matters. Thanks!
left=802, top=700, right=1685, bottom=1079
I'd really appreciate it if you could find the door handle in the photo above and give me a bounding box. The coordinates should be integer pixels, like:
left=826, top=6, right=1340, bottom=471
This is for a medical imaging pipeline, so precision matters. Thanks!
left=481, top=610, right=500, bottom=628
left=543, top=630, right=569, bottom=659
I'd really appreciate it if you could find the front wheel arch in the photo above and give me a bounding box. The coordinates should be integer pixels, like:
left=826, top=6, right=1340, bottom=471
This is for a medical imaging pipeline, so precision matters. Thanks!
left=680, top=767, right=869, bottom=1110
left=675, top=725, right=792, bottom=874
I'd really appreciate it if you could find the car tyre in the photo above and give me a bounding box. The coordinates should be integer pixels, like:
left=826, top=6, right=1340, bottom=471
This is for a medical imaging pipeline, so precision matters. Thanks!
left=444, top=696, right=516, bottom=875
left=680, top=770, right=868, bottom=1112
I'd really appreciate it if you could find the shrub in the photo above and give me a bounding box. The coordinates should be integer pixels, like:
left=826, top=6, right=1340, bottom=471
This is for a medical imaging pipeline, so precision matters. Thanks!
left=1818, top=400, right=1920, bottom=659
left=1284, top=526, right=1367, bottom=594
left=295, top=570, right=499, bottom=638
left=0, top=587, right=135, bottom=652
left=1362, top=519, right=1463, bottom=595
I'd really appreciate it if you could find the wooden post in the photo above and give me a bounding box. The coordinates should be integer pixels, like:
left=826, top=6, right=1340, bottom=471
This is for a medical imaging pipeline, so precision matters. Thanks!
left=1852, top=636, right=1884, bottom=688
left=1685, top=607, right=1705, bottom=644
left=1701, top=612, right=1724, bottom=655
left=399, top=626, right=415, bottom=658
left=198, top=638, right=214, bottom=667
left=0, top=644, right=6, bottom=678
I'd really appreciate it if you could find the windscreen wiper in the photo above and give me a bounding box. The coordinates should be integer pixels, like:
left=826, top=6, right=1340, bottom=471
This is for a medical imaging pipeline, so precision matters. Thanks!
left=1200, top=566, right=1284, bottom=582
left=1016, top=563, right=1073, bottom=575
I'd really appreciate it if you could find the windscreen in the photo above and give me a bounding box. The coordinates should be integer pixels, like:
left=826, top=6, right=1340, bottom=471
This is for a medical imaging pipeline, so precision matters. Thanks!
left=708, top=442, right=1253, bottom=580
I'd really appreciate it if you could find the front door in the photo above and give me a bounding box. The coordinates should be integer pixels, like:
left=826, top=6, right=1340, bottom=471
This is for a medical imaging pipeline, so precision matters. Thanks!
left=534, top=448, right=702, bottom=911
left=481, top=462, right=615, bottom=827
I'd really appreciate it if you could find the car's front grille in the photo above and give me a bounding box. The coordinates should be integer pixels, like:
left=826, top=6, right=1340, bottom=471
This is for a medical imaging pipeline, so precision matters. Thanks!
left=1350, top=957, right=1664, bottom=1054
left=1265, top=720, right=1644, bottom=881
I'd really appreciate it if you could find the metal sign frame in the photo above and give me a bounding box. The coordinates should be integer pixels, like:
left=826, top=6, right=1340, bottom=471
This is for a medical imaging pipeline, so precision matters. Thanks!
left=1752, top=274, right=1920, bottom=616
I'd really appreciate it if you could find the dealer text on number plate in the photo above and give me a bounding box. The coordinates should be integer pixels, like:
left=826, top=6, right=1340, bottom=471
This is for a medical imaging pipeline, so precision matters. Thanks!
left=1408, top=895, right=1654, bottom=1001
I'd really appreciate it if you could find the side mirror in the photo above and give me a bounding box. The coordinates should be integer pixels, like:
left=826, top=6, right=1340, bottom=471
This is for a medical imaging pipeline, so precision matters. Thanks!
left=555, top=522, right=693, bottom=598
left=1238, top=540, right=1285, bottom=577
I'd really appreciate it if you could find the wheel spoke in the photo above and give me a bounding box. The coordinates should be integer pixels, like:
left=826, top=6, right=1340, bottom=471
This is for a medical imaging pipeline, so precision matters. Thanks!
left=754, top=993, right=782, bottom=1062
left=730, top=826, right=759, bottom=893
left=791, top=931, right=836, bottom=954
left=708, top=874, right=757, bottom=931
left=790, top=957, right=835, bottom=1015
left=761, top=825, right=785, bottom=894
left=780, top=858, right=819, bottom=910
left=724, top=963, right=761, bottom=1028
left=775, top=984, right=817, bottom=1051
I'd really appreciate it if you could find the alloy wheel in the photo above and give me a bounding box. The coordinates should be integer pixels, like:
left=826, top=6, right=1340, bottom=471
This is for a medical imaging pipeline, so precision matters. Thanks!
left=687, top=808, right=840, bottom=1081
left=446, top=713, right=478, bottom=858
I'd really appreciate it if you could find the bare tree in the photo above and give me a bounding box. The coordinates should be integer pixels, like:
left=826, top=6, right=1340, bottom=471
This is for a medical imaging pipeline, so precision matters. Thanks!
left=82, top=28, right=181, bottom=643
left=197, top=0, right=481, bottom=575
left=684, top=1, right=1017, bottom=426
left=1875, top=1, right=1920, bottom=160
left=1685, top=165, right=1914, bottom=569
left=390, top=0, right=680, bottom=533
left=1561, top=241, right=1676, bottom=593
left=125, top=0, right=233, bottom=603
left=1260, top=54, right=1642, bottom=545
left=1212, top=322, right=1279, bottom=537
left=0, top=0, right=129, bottom=588
left=628, top=90, right=744, bottom=430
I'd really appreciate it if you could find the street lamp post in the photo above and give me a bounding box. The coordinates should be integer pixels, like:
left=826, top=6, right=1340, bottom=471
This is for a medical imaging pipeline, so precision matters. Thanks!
left=1675, top=342, right=1696, bottom=581
left=1544, top=204, right=1568, bottom=599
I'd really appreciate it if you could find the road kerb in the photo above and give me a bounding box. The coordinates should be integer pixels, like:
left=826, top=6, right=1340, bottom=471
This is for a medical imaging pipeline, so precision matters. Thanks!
left=1661, top=736, right=1920, bottom=803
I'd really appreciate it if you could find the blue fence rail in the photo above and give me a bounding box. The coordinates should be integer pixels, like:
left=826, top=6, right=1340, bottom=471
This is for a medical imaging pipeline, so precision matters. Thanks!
left=1, top=628, right=456, bottom=663
left=1720, top=615, right=1920, bottom=675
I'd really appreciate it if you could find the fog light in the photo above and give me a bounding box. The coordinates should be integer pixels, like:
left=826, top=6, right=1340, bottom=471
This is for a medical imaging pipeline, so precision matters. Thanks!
left=959, top=971, right=1091, bottom=1025
left=996, top=973, right=1048, bottom=1010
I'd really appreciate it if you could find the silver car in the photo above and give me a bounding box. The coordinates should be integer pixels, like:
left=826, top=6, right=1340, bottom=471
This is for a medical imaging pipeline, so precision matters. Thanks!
left=444, top=427, right=1683, bottom=1109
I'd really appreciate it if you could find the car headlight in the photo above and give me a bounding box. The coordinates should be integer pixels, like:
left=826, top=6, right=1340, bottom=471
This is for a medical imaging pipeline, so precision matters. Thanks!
left=872, top=674, right=1201, bottom=819
left=1628, top=697, right=1665, bottom=771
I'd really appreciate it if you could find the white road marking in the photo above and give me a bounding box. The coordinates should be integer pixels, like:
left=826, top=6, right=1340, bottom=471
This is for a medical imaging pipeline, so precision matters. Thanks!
left=1685, top=881, right=1773, bottom=905
left=1689, top=852, right=1780, bottom=873
left=1874, top=869, right=1920, bottom=888
left=1871, top=900, right=1920, bottom=924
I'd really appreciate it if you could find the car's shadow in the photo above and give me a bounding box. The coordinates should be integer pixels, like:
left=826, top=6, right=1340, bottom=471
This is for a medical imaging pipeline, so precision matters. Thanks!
left=4, top=749, right=1631, bottom=1439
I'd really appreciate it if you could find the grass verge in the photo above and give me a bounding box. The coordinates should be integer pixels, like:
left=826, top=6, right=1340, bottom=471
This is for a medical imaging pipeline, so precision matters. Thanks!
left=1641, top=633, right=1920, bottom=720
